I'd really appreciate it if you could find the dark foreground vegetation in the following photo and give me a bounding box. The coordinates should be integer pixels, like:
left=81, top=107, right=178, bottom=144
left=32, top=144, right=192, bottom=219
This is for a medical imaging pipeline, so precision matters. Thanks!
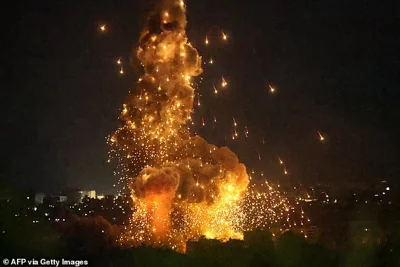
left=1, top=185, right=399, bottom=267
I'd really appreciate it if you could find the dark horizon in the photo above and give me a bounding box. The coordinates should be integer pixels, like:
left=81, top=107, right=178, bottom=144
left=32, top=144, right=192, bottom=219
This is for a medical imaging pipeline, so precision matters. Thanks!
left=3, top=0, right=399, bottom=194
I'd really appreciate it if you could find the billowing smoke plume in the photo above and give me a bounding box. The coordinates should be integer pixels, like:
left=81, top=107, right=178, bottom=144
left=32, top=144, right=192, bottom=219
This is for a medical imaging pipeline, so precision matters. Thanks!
left=109, top=0, right=249, bottom=248
left=109, top=0, right=309, bottom=251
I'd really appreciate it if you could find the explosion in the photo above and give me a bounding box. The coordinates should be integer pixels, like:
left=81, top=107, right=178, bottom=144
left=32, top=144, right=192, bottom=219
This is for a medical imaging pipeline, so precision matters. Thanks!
left=109, top=0, right=309, bottom=251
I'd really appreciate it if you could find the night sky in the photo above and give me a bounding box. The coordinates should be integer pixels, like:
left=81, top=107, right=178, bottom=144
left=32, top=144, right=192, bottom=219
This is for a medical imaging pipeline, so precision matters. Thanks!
left=4, top=0, right=399, bottom=194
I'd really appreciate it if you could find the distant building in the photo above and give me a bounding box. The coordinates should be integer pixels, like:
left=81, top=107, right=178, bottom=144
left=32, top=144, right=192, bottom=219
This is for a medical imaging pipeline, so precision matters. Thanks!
left=43, top=195, right=67, bottom=206
left=62, top=188, right=81, bottom=204
left=34, top=193, right=46, bottom=204
left=79, top=190, right=96, bottom=202
left=97, top=194, right=105, bottom=200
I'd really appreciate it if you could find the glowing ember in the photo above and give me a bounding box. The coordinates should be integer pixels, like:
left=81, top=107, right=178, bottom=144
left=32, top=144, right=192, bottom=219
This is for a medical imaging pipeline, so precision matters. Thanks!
left=108, top=0, right=309, bottom=252
left=221, top=76, right=228, bottom=87
left=222, top=31, right=228, bottom=41
left=318, top=131, right=325, bottom=141
left=269, top=84, right=275, bottom=93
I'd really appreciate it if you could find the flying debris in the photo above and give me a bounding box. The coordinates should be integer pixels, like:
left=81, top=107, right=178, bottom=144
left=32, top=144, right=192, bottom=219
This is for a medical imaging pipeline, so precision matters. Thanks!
left=119, top=67, right=124, bottom=75
left=209, top=57, right=214, bottom=64
left=284, top=169, right=288, bottom=175
left=205, top=36, right=209, bottom=45
left=317, top=131, right=325, bottom=141
left=213, top=86, right=218, bottom=94
left=278, top=157, right=283, bottom=165
left=232, top=117, right=237, bottom=127
left=269, top=84, right=275, bottom=93
left=100, top=24, right=106, bottom=32
left=222, top=31, right=228, bottom=41
left=222, top=76, right=228, bottom=87
left=117, top=58, right=122, bottom=65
